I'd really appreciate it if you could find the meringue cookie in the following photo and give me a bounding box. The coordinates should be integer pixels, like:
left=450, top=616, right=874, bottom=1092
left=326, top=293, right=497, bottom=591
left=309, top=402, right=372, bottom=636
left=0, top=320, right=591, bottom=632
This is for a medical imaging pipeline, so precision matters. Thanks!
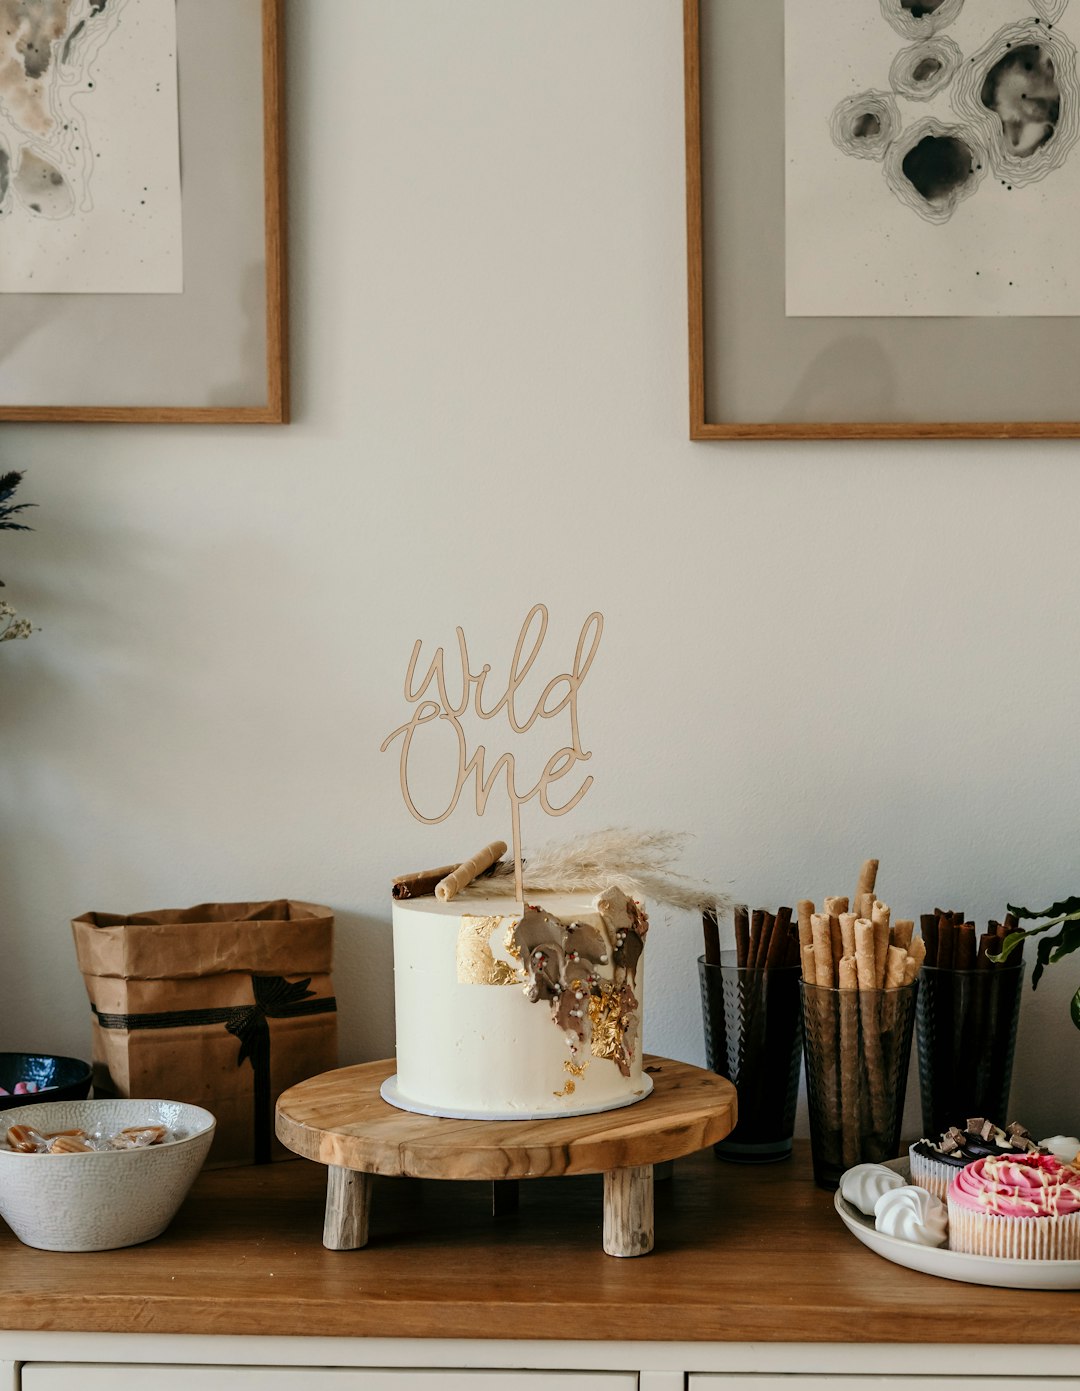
left=1039, top=1135, right=1080, bottom=1165
left=839, top=1162, right=907, bottom=1216
left=874, top=1183, right=948, bottom=1247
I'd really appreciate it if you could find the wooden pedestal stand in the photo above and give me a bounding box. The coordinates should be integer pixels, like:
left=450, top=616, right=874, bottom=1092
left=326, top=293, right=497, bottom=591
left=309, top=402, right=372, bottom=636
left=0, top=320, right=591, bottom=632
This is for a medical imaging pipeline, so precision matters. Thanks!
left=276, top=1055, right=736, bottom=1258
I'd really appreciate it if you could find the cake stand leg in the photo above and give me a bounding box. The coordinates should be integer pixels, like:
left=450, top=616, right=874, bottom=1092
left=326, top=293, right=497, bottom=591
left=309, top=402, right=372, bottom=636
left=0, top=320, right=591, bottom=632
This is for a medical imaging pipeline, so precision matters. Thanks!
left=492, top=1179, right=519, bottom=1217
left=323, top=1166, right=372, bottom=1250
left=603, top=1164, right=654, bottom=1257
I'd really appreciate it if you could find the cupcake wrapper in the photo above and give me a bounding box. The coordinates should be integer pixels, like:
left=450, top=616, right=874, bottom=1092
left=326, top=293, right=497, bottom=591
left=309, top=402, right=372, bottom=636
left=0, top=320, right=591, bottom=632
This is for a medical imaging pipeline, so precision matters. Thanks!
left=909, top=1146, right=955, bottom=1203
left=947, top=1200, right=1080, bottom=1260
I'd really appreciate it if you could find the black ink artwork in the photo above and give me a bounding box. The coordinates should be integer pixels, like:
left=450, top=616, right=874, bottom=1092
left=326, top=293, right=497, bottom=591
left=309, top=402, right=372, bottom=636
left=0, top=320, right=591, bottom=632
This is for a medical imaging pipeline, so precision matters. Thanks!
left=830, top=5, right=1080, bottom=223
left=0, top=0, right=120, bottom=223
left=889, top=37, right=962, bottom=102
left=880, top=0, right=966, bottom=41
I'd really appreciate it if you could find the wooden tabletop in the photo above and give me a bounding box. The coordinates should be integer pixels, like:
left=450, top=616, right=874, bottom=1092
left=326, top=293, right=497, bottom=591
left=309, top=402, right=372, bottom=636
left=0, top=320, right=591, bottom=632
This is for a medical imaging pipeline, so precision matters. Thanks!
left=276, top=1056, right=737, bottom=1177
left=0, top=1142, right=1077, bottom=1343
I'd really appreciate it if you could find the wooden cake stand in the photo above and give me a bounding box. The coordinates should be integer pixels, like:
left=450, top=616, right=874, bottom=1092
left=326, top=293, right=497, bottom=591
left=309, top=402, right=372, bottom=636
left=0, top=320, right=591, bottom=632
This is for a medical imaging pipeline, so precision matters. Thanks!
left=276, top=1055, right=736, bottom=1258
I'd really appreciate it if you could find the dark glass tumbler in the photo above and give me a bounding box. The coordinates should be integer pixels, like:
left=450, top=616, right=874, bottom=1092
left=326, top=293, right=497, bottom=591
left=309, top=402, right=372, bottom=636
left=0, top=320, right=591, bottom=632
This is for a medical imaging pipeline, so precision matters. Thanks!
left=698, top=950, right=803, bottom=1163
left=801, top=978, right=918, bottom=1190
left=916, top=961, right=1025, bottom=1139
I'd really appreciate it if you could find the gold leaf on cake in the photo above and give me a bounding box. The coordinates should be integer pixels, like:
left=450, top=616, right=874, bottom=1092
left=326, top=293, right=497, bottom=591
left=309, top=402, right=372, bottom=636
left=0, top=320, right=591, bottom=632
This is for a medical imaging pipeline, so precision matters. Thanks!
left=552, top=1079, right=576, bottom=1097
left=588, top=985, right=630, bottom=1071
left=457, top=916, right=522, bottom=986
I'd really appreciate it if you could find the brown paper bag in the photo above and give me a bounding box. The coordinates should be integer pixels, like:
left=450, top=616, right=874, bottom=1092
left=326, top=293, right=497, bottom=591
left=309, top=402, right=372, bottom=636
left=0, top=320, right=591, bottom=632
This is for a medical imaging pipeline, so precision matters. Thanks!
left=72, top=900, right=337, bottom=1167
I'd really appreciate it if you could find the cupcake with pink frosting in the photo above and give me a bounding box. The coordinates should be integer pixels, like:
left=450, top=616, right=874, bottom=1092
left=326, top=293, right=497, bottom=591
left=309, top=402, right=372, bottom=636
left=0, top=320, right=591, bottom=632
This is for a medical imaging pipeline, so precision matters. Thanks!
left=948, top=1153, right=1080, bottom=1260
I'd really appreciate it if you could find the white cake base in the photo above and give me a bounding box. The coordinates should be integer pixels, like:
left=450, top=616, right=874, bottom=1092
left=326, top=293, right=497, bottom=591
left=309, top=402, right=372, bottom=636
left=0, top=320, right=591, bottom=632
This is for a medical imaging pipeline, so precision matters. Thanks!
left=391, top=889, right=648, bottom=1119
left=379, top=1071, right=654, bottom=1122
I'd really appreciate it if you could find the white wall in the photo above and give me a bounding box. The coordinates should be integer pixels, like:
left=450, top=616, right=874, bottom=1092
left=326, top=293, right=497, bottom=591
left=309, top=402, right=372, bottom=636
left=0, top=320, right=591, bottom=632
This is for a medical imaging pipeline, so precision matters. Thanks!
left=2, top=0, right=1078, bottom=1143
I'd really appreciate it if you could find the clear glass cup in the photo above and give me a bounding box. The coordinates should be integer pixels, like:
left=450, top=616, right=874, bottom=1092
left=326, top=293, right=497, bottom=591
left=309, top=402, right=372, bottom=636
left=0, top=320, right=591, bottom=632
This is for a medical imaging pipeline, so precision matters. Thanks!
left=698, top=950, right=803, bottom=1162
left=800, top=977, right=918, bottom=1190
left=916, top=961, right=1025, bottom=1138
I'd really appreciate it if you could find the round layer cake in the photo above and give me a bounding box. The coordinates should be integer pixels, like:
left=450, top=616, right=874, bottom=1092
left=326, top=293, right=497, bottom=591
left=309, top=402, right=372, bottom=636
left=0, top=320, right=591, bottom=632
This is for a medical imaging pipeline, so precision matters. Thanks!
left=386, top=887, right=650, bottom=1119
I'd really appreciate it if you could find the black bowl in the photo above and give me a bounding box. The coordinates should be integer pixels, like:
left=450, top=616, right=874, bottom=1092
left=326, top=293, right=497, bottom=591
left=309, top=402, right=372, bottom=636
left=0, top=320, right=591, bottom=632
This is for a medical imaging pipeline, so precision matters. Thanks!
left=0, top=1053, right=93, bottom=1110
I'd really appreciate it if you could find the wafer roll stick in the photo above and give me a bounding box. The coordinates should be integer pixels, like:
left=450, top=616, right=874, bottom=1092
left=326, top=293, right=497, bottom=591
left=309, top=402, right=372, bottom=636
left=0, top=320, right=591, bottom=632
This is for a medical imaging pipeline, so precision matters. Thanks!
left=873, top=920, right=890, bottom=989
left=838, top=954, right=861, bottom=1168
left=908, top=935, right=926, bottom=973
left=829, top=916, right=843, bottom=976
left=811, top=915, right=835, bottom=988
left=885, top=944, right=907, bottom=990
left=857, top=891, right=874, bottom=920
left=797, top=900, right=814, bottom=963
left=435, top=841, right=509, bottom=902
left=854, top=918, right=888, bottom=1136
left=823, top=896, right=849, bottom=919
left=956, top=922, right=977, bottom=971
left=801, top=942, right=817, bottom=984
left=840, top=912, right=857, bottom=959
left=854, top=920, right=877, bottom=990
left=892, top=920, right=914, bottom=953
left=854, top=859, right=879, bottom=910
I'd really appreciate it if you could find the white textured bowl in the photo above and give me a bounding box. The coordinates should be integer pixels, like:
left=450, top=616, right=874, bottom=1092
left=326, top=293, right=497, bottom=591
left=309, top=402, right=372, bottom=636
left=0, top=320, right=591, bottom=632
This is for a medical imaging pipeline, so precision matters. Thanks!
left=0, top=1098, right=215, bottom=1251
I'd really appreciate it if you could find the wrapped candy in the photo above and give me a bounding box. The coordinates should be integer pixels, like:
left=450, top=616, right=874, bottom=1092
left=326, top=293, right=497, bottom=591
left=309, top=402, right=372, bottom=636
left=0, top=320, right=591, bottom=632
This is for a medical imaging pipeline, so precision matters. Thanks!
left=3, top=1123, right=180, bottom=1154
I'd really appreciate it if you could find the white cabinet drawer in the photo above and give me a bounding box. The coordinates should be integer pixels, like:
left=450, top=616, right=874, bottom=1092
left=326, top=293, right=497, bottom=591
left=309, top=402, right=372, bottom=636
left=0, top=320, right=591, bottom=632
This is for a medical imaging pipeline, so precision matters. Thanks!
left=23, top=1368, right=637, bottom=1391
left=689, top=1380, right=1080, bottom=1390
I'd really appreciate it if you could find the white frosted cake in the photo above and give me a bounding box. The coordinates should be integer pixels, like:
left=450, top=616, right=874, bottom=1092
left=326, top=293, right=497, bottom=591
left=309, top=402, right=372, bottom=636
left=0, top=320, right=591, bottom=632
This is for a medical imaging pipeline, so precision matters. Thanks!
left=385, top=887, right=650, bottom=1119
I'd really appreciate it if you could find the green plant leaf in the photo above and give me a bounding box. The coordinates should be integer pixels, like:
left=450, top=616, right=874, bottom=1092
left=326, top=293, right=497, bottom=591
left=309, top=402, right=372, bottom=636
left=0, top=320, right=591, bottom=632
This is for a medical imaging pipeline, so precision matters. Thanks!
left=1032, top=928, right=1066, bottom=989
left=1049, top=920, right=1080, bottom=965
left=988, top=919, right=1063, bottom=965
left=1008, top=898, right=1080, bottom=921
left=1072, top=986, right=1080, bottom=1032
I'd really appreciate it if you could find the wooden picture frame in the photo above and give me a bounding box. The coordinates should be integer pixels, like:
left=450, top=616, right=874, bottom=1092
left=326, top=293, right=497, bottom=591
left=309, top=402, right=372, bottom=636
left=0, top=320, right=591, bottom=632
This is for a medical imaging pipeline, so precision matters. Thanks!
left=0, top=0, right=288, bottom=425
left=685, top=0, right=1080, bottom=441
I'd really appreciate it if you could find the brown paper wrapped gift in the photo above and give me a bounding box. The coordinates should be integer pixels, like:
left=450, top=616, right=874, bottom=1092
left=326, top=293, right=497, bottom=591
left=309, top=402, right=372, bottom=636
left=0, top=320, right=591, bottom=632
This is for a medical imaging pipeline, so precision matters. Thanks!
left=71, top=900, right=337, bottom=1167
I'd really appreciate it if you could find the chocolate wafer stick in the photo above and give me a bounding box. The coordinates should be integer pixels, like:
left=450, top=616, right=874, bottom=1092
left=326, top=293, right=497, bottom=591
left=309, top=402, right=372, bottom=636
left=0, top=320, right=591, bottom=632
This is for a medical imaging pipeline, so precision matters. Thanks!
left=937, top=916, right=955, bottom=971
left=702, top=907, right=722, bottom=967
left=921, top=914, right=939, bottom=968
left=749, top=909, right=764, bottom=968
left=734, top=904, right=750, bottom=968
left=766, top=906, right=793, bottom=969
left=392, top=862, right=464, bottom=900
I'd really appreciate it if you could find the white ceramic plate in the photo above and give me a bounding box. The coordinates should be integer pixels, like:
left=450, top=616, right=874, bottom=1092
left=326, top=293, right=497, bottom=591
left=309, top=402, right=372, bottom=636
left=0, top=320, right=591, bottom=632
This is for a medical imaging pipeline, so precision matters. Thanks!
left=834, top=1157, right=1080, bottom=1290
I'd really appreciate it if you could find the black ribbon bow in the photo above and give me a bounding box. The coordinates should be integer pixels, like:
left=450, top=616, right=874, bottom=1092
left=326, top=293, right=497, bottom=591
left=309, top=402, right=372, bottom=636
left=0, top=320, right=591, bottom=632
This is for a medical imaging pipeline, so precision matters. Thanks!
left=92, top=973, right=336, bottom=1164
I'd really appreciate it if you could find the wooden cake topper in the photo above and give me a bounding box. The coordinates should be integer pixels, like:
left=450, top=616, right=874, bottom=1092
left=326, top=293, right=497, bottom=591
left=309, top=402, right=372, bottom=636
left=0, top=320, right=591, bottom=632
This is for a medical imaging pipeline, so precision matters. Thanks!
left=381, top=604, right=603, bottom=904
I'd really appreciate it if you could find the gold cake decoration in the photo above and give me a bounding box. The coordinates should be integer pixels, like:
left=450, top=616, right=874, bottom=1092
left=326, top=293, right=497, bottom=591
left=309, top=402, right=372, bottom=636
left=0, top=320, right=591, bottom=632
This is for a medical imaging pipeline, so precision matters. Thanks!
left=456, top=915, right=522, bottom=986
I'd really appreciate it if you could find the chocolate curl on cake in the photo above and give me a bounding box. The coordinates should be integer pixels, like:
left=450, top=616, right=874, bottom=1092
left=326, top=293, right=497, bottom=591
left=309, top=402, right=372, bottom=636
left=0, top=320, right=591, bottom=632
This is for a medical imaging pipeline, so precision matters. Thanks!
left=392, top=863, right=463, bottom=900
left=435, top=840, right=509, bottom=902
